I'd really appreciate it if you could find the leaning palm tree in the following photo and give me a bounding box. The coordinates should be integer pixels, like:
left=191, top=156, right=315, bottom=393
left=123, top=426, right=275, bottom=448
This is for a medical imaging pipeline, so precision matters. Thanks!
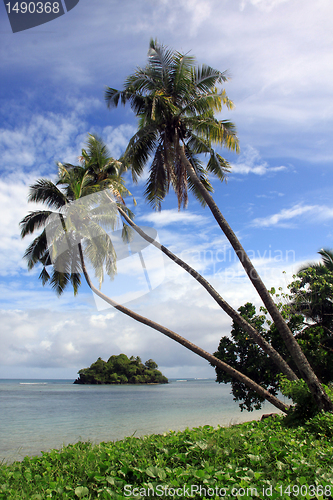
left=20, top=137, right=290, bottom=413
left=105, top=39, right=332, bottom=412
left=60, top=136, right=298, bottom=382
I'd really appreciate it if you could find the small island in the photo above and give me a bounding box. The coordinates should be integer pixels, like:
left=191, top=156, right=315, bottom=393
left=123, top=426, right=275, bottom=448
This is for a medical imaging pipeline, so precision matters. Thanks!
left=74, top=354, right=168, bottom=385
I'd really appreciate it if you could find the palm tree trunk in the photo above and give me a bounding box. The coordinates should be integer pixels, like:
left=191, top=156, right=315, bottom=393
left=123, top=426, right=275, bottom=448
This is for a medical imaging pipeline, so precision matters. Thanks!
left=179, top=144, right=333, bottom=412
left=77, top=242, right=290, bottom=413
left=117, top=205, right=298, bottom=381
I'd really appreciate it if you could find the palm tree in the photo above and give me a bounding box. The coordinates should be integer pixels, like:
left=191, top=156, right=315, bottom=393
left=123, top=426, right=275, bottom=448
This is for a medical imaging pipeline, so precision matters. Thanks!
left=291, top=249, right=333, bottom=332
left=105, top=39, right=332, bottom=412
left=20, top=135, right=289, bottom=413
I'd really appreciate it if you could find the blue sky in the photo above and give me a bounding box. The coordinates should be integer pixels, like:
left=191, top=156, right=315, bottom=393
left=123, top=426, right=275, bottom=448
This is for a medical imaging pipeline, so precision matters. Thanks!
left=0, top=0, right=332, bottom=380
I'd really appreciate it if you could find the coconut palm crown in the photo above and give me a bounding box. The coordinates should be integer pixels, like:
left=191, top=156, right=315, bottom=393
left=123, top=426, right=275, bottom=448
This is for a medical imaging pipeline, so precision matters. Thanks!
left=20, top=135, right=134, bottom=296
left=105, top=38, right=239, bottom=209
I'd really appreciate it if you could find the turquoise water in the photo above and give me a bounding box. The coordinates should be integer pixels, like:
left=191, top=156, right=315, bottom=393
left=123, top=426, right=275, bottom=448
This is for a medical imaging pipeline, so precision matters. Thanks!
left=0, top=379, right=279, bottom=463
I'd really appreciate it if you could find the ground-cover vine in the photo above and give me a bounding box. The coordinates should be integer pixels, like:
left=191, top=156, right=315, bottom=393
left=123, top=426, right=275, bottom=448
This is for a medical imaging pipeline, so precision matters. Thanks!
left=1, top=416, right=333, bottom=499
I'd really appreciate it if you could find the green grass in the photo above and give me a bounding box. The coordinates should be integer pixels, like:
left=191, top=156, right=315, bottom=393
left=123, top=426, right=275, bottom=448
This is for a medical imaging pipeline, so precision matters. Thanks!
left=1, top=416, right=332, bottom=499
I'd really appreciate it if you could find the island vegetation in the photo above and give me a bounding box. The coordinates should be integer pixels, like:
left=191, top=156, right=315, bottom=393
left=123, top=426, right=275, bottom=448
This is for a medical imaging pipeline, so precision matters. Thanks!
left=73, top=354, right=168, bottom=385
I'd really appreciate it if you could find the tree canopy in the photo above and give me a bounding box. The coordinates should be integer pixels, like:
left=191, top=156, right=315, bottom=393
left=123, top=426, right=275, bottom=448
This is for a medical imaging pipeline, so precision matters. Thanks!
left=214, top=251, right=333, bottom=412
left=74, top=354, right=168, bottom=385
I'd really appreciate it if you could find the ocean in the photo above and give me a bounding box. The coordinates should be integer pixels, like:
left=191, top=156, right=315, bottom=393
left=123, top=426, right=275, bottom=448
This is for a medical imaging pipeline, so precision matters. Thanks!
left=0, top=378, right=279, bottom=464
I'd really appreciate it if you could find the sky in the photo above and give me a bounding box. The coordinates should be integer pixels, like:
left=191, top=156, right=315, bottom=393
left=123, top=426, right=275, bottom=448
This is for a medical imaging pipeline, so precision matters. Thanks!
left=0, top=0, right=332, bottom=380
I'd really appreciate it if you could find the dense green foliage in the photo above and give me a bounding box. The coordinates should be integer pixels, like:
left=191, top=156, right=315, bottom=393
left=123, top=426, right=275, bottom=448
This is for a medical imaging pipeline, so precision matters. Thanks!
left=1, top=416, right=333, bottom=499
left=74, top=354, right=168, bottom=385
left=214, top=251, right=333, bottom=412
left=279, top=377, right=333, bottom=426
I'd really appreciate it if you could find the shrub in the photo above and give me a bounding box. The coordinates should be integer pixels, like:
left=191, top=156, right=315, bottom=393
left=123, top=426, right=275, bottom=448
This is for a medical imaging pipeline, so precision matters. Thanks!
left=280, top=376, right=333, bottom=426
left=305, top=411, right=333, bottom=438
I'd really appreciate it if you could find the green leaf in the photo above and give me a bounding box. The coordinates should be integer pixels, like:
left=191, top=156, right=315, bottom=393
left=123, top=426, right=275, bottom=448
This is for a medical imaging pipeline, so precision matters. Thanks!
left=75, top=486, right=89, bottom=498
left=145, top=466, right=166, bottom=480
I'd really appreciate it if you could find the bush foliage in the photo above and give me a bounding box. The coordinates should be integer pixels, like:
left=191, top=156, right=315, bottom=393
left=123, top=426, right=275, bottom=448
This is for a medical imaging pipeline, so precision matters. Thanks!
left=1, top=417, right=333, bottom=499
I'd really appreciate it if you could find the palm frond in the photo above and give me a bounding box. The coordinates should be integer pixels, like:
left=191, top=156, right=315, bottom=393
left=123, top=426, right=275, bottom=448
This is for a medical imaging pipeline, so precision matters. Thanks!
left=206, top=151, right=231, bottom=181
left=83, top=233, right=116, bottom=288
left=39, top=266, right=51, bottom=286
left=28, top=179, right=67, bottom=208
left=86, top=133, right=111, bottom=160
left=172, top=150, right=188, bottom=210
left=144, top=143, right=169, bottom=210
left=318, top=249, right=333, bottom=271
left=192, top=65, right=229, bottom=92
left=121, top=223, right=133, bottom=245
left=49, top=268, right=71, bottom=296
left=186, top=134, right=211, bottom=155
left=148, top=38, right=175, bottom=88
left=20, top=210, right=53, bottom=238
left=105, top=87, right=125, bottom=109
left=70, top=273, right=81, bottom=296
left=172, top=51, right=195, bottom=97
left=23, top=230, right=48, bottom=270
left=124, top=126, right=159, bottom=182
left=193, top=117, right=239, bottom=152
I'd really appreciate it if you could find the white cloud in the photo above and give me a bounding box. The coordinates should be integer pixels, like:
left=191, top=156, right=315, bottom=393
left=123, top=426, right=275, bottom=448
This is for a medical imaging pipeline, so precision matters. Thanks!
left=252, top=203, right=333, bottom=228
left=103, top=124, right=136, bottom=160
left=0, top=225, right=318, bottom=379
left=0, top=175, right=44, bottom=276
left=138, top=209, right=207, bottom=227
left=256, top=191, right=284, bottom=199
left=230, top=146, right=286, bottom=175
left=0, top=283, right=230, bottom=377
left=179, top=0, right=213, bottom=34
left=0, top=98, right=103, bottom=174
left=1, top=0, right=332, bottom=165
left=240, top=0, right=290, bottom=12
left=90, top=313, right=116, bottom=328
